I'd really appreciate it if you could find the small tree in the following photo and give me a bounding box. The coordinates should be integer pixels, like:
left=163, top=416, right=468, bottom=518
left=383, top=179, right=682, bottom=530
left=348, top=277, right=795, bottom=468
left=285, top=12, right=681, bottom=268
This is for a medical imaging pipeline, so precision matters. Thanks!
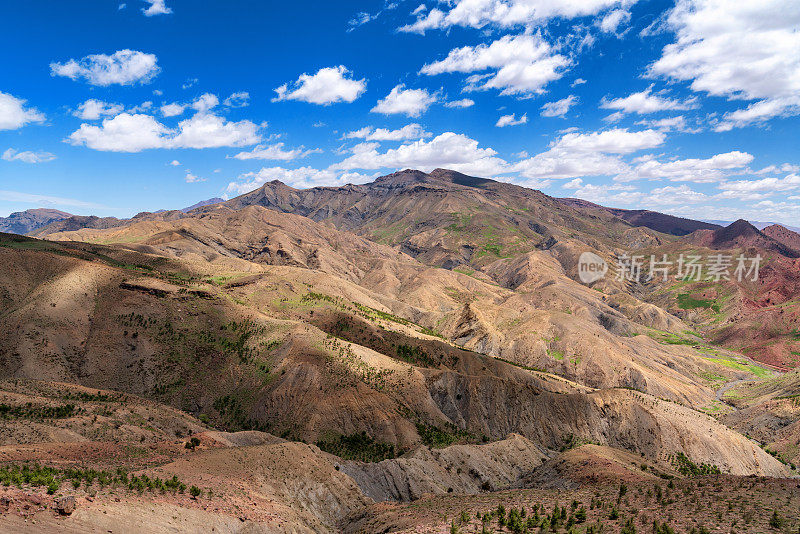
left=769, top=510, right=784, bottom=529
left=189, top=485, right=201, bottom=498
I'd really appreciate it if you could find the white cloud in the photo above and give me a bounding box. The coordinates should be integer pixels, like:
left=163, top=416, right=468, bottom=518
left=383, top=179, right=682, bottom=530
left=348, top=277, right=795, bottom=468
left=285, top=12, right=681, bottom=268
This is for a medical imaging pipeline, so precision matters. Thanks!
left=719, top=173, right=800, bottom=194
left=129, top=101, right=153, bottom=113
left=445, top=98, right=475, bottom=108
left=541, top=95, right=578, bottom=117
left=191, top=93, right=219, bottom=113
left=231, top=143, right=320, bottom=161
left=74, top=99, right=124, bottom=120
left=50, top=49, right=160, bottom=86
left=182, top=78, right=198, bottom=90
left=513, top=128, right=665, bottom=180
left=330, top=132, right=509, bottom=176
left=601, top=86, right=696, bottom=114
left=549, top=128, right=665, bottom=154
left=602, top=111, right=625, bottom=123
left=344, top=123, right=432, bottom=141
left=650, top=0, right=800, bottom=130
left=571, top=78, right=587, bottom=87
left=184, top=171, right=205, bottom=183
left=0, top=91, right=45, bottom=130
left=223, top=92, right=250, bottom=107
left=496, top=113, right=527, bottom=127
left=756, top=163, right=800, bottom=175
left=598, top=9, right=631, bottom=33
left=421, top=34, right=569, bottom=96
left=160, top=102, right=186, bottom=117
left=169, top=160, right=180, bottom=166
left=400, top=0, right=635, bottom=33
left=169, top=112, right=260, bottom=149
left=273, top=66, right=366, bottom=105
left=68, top=113, right=171, bottom=152
left=142, top=0, right=171, bottom=16
left=714, top=98, right=800, bottom=131
left=371, top=85, right=437, bottom=117
left=67, top=111, right=261, bottom=152
left=634, top=115, right=698, bottom=133
left=0, top=190, right=104, bottom=210
left=2, top=148, right=56, bottom=164
left=618, top=151, right=754, bottom=183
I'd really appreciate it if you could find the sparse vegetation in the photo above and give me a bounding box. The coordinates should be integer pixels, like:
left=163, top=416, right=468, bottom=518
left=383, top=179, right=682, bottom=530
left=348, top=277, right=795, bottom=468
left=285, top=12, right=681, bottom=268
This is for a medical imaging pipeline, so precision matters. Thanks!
left=315, top=431, right=396, bottom=462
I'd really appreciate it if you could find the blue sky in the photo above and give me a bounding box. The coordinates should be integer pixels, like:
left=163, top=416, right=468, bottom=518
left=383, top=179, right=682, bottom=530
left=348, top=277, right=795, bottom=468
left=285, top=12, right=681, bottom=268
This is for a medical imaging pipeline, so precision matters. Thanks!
left=1, top=0, right=799, bottom=225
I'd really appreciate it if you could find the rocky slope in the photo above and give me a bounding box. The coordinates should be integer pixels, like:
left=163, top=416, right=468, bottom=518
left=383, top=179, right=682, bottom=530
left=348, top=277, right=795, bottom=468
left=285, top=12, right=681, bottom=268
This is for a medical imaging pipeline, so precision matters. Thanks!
left=0, top=208, right=72, bottom=235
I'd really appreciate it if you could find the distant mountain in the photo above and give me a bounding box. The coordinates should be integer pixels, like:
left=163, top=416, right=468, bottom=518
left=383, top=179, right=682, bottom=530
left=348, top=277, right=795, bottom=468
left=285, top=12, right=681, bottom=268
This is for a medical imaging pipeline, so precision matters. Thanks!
left=182, top=197, right=224, bottom=213
left=762, top=224, right=800, bottom=252
left=688, top=219, right=800, bottom=258
left=557, top=198, right=721, bottom=236
left=704, top=219, right=800, bottom=233
left=0, top=208, right=73, bottom=234
left=30, top=214, right=125, bottom=237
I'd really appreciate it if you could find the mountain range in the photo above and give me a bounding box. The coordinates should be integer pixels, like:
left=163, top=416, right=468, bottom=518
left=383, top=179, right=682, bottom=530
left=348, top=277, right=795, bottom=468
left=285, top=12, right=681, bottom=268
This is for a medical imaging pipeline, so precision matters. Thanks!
left=1, top=169, right=800, bottom=532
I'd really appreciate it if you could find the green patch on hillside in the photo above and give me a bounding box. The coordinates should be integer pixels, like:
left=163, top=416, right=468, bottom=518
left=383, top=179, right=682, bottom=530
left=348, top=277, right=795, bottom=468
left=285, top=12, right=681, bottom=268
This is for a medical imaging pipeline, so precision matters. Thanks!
left=702, top=355, right=771, bottom=379
left=316, top=431, right=396, bottom=462
left=0, top=403, right=78, bottom=420
left=396, top=344, right=436, bottom=367
left=677, top=293, right=718, bottom=312
left=416, top=422, right=473, bottom=448
left=669, top=452, right=721, bottom=476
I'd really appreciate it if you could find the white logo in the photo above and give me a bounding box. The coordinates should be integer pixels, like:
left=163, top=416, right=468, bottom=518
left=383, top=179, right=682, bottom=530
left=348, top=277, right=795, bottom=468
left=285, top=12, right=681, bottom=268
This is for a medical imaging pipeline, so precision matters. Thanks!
left=578, top=252, right=607, bottom=284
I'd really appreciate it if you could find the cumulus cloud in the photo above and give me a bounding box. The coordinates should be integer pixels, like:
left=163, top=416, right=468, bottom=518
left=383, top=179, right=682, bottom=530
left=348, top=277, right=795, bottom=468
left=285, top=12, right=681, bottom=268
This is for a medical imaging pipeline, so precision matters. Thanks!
left=496, top=113, right=527, bottom=127
left=634, top=115, right=699, bottom=133
left=618, top=151, right=754, bottom=183
left=344, top=123, right=432, bottom=141
left=421, top=34, right=569, bottom=96
left=2, top=148, right=57, bottom=164
left=223, top=92, right=250, bottom=107
left=0, top=91, right=45, bottom=130
left=598, top=9, right=631, bottom=33
left=371, top=85, right=437, bottom=117
left=160, top=102, right=186, bottom=117
left=67, top=111, right=261, bottom=152
left=168, top=112, right=260, bottom=149
left=50, top=49, right=159, bottom=86
left=541, top=95, right=578, bottom=117
left=191, top=93, right=219, bottom=113
left=718, top=173, right=800, bottom=194
left=231, top=143, right=320, bottom=161
left=601, top=86, right=697, bottom=114
left=74, top=99, right=124, bottom=120
left=549, top=128, right=665, bottom=154
left=400, top=0, right=634, bottom=33
left=273, top=66, right=366, bottom=105
left=445, top=98, right=475, bottom=108
left=330, top=132, right=509, bottom=176
left=650, top=0, right=800, bottom=130
left=513, top=128, right=665, bottom=180
left=184, top=171, right=206, bottom=183
left=142, top=0, right=171, bottom=16
left=714, top=98, right=800, bottom=132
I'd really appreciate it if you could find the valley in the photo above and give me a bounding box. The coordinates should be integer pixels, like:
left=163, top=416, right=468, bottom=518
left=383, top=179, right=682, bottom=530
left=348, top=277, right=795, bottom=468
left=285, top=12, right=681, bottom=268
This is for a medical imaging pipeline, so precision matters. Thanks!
left=1, top=169, right=799, bottom=532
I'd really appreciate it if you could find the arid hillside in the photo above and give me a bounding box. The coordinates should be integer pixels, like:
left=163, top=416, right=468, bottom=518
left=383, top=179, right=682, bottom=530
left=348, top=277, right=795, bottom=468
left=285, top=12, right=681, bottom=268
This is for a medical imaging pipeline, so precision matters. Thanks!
left=3, top=169, right=798, bottom=532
